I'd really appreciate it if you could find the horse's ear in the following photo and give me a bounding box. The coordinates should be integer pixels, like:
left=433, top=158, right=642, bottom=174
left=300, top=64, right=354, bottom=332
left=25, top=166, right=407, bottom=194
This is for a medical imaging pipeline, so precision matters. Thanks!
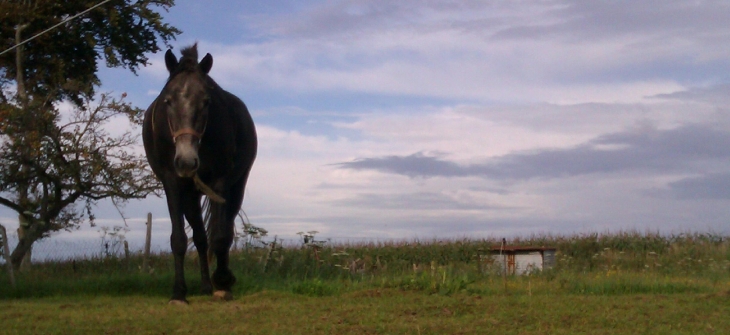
left=200, top=53, right=213, bottom=74
left=165, top=49, right=178, bottom=73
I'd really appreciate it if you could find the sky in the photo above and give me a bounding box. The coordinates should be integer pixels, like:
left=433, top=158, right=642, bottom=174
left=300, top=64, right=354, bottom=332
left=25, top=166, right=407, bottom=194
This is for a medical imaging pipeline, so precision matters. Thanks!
left=3, top=0, right=730, bottom=253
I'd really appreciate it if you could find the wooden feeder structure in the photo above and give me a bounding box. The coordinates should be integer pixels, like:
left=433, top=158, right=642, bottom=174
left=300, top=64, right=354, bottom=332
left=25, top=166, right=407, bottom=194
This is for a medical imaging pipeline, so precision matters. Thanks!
left=487, top=246, right=557, bottom=275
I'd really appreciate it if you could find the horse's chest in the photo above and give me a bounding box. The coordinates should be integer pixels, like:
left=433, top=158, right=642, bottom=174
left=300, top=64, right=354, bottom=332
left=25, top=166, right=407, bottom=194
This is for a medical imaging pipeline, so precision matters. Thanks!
left=199, top=142, right=235, bottom=175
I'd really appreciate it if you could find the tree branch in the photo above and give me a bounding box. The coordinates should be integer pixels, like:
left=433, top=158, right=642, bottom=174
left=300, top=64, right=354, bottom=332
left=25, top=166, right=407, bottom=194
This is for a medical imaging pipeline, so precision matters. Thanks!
left=0, top=195, right=22, bottom=214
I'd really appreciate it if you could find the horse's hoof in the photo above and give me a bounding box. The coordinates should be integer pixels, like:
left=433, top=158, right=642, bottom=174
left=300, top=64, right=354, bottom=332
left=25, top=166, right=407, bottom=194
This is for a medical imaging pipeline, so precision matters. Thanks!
left=168, top=299, right=189, bottom=306
left=213, top=290, right=233, bottom=301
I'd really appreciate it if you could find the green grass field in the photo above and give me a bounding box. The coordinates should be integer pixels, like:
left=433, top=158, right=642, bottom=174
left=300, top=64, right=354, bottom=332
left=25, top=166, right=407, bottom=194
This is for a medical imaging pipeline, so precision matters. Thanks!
left=1, top=232, right=729, bottom=334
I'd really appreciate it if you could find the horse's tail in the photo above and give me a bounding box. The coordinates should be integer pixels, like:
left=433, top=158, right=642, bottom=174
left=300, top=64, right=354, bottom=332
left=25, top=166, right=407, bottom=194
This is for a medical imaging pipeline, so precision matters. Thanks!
left=203, top=196, right=248, bottom=262
left=184, top=196, right=215, bottom=257
left=202, top=196, right=212, bottom=238
left=202, top=196, right=215, bottom=263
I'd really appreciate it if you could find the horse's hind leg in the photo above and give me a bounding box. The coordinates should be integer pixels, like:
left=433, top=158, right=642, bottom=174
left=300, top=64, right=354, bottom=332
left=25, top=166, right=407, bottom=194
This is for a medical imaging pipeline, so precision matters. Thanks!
left=184, top=194, right=213, bottom=295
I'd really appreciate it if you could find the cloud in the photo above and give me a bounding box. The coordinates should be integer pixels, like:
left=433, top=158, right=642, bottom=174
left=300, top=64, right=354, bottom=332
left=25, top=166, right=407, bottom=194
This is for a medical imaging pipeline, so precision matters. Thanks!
left=336, top=152, right=466, bottom=178
left=652, top=84, right=730, bottom=106
left=337, top=123, right=730, bottom=180
left=122, top=1, right=730, bottom=113
left=667, top=173, right=730, bottom=200
left=493, top=1, right=730, bottom=40
left=177, top=0, right=730, bottom=105
left=332, top=191, right=511, bottom=211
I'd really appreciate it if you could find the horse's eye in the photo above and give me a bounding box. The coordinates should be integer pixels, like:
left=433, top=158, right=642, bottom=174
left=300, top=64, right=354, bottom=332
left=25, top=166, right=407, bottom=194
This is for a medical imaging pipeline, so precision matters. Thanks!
left=203, top=97, right=211, bottom=106
left=163, top=98, right=171, bottom=106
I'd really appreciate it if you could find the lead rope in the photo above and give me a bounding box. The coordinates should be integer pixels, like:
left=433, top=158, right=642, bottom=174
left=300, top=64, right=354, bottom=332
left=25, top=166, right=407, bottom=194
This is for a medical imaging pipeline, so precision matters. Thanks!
left=151, top=98, right=226, bottom=204
left=194, top=174, right=226, bottom=203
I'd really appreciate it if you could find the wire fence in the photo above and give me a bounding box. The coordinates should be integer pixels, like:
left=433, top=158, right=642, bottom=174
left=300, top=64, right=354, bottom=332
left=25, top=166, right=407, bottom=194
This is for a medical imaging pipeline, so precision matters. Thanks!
left=0, top=231, right=307, bottom=264
left=0, top=236, right=169, bottom=264
left=0, top=220, right=435, bottom=266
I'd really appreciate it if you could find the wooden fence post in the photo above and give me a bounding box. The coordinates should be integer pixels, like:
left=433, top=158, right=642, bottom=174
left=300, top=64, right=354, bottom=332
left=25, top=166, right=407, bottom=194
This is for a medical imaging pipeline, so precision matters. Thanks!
left=0, top=224, right=16, bottom=288
left=142, top=212, right=152, bottom=272
left=501, top=238, right=507, bottom=293
left=123, top=240, right=130, bottom=270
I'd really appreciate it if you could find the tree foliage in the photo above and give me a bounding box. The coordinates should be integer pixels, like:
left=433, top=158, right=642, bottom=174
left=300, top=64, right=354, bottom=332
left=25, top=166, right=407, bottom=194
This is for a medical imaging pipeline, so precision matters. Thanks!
left=0, top=0, right=180, bottom=105
left=0, top=0, right=178, bottom=269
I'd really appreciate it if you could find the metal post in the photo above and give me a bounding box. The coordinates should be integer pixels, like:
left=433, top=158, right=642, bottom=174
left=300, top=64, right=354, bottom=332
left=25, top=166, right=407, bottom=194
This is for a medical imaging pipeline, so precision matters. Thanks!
left=142, top=213, right=152, bottom=272
left=0, top=224, right=16, bottom=288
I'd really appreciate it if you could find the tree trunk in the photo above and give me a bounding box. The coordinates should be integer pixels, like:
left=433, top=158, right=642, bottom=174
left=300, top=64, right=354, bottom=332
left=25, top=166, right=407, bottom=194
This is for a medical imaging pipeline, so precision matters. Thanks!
left=10, top=227, right=37, bottom=272
left=17, top=221, right=32, bottom=271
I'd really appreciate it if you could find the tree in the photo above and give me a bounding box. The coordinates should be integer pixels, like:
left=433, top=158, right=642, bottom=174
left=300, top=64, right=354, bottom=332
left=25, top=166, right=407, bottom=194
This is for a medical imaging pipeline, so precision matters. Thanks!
left=0, top=93, right=163, bottom=269
left=0, top=0, right=179, bottom=270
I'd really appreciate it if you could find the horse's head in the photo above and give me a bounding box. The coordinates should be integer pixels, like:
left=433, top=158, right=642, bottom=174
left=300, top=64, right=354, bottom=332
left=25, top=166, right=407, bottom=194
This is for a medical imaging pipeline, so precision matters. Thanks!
left=161, top=45, right=213, bottom=178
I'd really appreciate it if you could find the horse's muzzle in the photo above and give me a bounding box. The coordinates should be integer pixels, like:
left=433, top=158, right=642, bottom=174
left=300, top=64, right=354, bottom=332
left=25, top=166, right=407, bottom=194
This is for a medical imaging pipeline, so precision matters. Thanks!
left=174, top=155, right=199, bottom=177
left=174, top=141, right=199, bottom=177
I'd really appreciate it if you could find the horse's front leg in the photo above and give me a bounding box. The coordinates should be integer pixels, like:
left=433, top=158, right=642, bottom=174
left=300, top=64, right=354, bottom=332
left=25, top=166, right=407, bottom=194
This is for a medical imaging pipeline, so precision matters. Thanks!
left=184, top=193, right=213, bottom=295
left=165, top=181, right=189, bottom=304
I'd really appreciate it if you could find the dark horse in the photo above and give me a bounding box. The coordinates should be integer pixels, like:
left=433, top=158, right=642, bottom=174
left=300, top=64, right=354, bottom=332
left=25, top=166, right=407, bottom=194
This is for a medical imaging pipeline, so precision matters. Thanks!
left=142, top=44, right=257, bottom=304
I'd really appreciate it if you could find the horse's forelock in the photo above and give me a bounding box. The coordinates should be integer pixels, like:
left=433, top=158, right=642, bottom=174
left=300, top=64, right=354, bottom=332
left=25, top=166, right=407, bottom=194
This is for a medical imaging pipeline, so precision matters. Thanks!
left=177, top=43, right=200, bottom=72
left=180, top=43, right=198, bottom=61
